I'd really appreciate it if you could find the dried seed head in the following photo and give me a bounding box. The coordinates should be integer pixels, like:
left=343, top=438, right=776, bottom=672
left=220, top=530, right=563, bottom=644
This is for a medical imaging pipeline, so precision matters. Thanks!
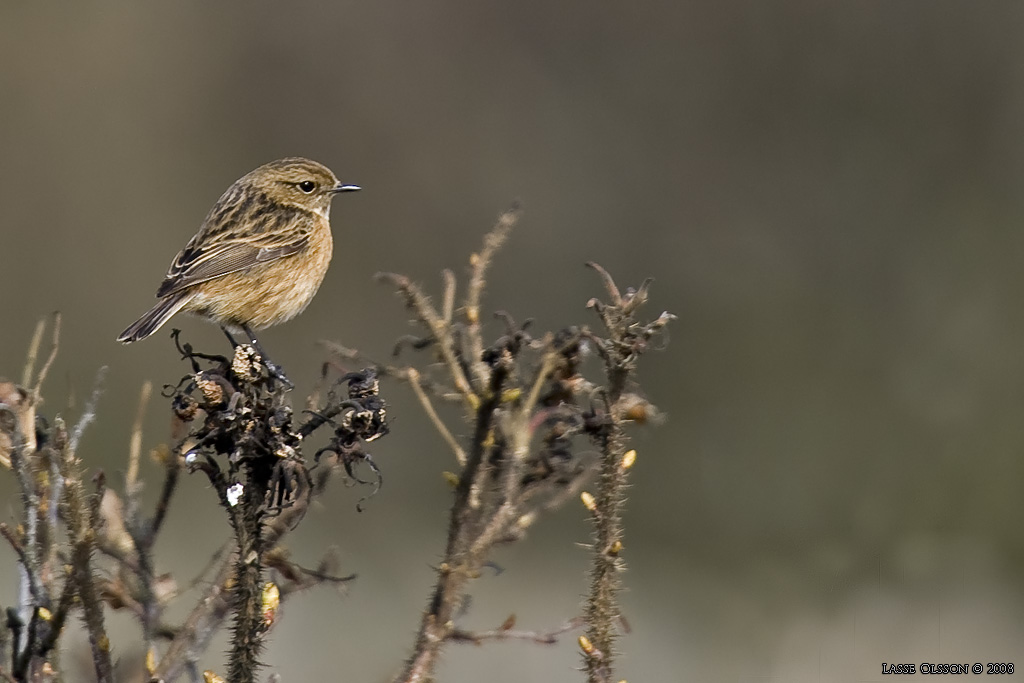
left=172, top=393, right=199, bottom=421
left=195, top=374, right=224, bottom=406
left=231, top=344, right=262, bottom=382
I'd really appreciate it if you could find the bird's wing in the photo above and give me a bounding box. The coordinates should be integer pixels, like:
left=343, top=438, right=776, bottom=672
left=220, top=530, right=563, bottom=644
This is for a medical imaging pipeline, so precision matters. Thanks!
left=155, top=229, right=311, bottom=298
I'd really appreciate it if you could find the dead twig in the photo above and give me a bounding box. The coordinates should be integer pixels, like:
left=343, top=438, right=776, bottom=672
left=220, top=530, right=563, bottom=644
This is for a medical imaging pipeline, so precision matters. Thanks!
left=30, top=313, right=61, bottom=402
left=449, top=615, right=585, bottom=645
left=19, top=320, right=45, bottom=390
left=376, top=272, right=479, bottom=409
left=406, top=368, right=467, bottom=466
left=464, top=205, right=520, bottom=386
left=56, top=419, right=114, bottom=682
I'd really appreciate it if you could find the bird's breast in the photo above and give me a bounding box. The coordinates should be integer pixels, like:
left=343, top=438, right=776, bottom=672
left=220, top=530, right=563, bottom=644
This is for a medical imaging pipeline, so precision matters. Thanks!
left=184, top=220, right=334, bottom=329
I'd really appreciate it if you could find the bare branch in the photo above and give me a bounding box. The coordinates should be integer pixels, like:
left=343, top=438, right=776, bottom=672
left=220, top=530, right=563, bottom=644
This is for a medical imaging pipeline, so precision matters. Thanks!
left=150, top=451, right=180, bottom=539
left=406, top=368, right=467, bottom=466
left=153, top=549, right=235, bottom=682
left=8, top=436, right=43, bottom=659
left=377, top=272, right=479, bottom=409
left=441, top=269, right=456, bottom=324
left=465, top=205, right=520, bottom=384
left=30, top=312, right=61, bottom=401
left=584, top=262, right=622, bottom=307
left=20, top=318, right=45, bottom=389
left=523, top=347, right=558, bottom=416
left=0, top=525, right=44, bottom=608
left=69, top=366, right=108, bottom=455
left=126, top=380, right=152, bottom=504
left=449, top=615, right=585, bottom=646
left=57, top=419, right=114, bottom=682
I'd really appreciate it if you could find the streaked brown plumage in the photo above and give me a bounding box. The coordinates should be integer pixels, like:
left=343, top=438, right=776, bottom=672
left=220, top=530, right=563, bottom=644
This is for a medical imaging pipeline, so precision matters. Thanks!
left=117, top=157, right=359, bottom=344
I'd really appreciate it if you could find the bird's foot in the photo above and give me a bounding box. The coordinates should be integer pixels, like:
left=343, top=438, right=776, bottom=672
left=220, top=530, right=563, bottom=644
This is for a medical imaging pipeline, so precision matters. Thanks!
left=229, top=344, right=293, bottom=390
left=226, top=326, right=295, bottom=391
left=264, top=359, right=295, bottom=391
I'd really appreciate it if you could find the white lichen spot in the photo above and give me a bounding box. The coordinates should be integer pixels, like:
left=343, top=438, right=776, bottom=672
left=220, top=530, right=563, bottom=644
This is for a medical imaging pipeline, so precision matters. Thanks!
left=227, top=482, right=244, bottom=507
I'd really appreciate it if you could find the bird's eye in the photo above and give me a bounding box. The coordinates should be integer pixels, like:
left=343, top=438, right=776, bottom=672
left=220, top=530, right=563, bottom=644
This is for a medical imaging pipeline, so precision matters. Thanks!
left=298, top=180, right=316, bottom=193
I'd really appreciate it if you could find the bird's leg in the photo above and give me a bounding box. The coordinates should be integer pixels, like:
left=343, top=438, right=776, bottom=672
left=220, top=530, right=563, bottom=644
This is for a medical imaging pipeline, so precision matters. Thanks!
left=241, top=324, right=294, bottom=390
left=221, top=326, right=241, bottom=348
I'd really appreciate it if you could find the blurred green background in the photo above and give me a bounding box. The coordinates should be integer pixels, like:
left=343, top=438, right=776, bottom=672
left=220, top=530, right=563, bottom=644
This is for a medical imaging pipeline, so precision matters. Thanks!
left=3, top=2, right=1024, bottom=681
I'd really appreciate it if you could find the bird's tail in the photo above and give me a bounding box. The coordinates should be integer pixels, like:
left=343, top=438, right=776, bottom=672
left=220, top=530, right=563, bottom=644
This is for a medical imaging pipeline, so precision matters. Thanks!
left=117, top=292, right=190, bottom=343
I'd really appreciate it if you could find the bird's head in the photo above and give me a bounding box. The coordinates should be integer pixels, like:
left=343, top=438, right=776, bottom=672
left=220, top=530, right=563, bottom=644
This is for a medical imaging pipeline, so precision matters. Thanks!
left=247, top=157, right=360, bottom=217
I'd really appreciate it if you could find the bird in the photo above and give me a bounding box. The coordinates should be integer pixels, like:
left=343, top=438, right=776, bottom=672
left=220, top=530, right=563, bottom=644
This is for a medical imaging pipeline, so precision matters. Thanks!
left=117, top=157, right=359, bottom=380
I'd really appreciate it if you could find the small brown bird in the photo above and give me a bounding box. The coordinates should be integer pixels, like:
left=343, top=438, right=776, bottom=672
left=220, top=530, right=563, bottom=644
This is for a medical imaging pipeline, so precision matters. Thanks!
left=117, top=157, right=359, bottom=357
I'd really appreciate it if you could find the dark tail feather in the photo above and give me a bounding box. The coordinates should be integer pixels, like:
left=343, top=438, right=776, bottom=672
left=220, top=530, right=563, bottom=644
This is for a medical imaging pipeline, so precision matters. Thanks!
left=117, top=293, right=189, bottom=343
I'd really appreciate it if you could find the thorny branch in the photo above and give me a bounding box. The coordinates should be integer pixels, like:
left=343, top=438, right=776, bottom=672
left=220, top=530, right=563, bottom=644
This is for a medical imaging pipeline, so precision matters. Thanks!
left=0, top=314, right=117, bottom=683
left=578, top=262, right=673, bottom=683
left=158, top=337, right=389, bottom=683
left=58, top=421, right=114, bottom=683
left=0, top=315, right=390, bottom=683
left=323, top=206, right=671, bottom=683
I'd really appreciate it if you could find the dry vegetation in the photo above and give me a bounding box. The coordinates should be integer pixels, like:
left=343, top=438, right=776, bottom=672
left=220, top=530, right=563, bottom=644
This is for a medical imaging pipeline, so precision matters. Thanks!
left=0, top=207, right=672, bottom=683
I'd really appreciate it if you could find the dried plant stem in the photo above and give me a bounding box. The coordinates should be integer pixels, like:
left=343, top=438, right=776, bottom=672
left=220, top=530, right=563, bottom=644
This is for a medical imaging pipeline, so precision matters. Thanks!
left=449, top=615, right=585, bottom=645
left=45, top=449, right=64, bottom=584
left=580, top=262, right=655, bottom=683
left=398, top=368, right=509, bottom=683
left=123, top=381, right=160, bottom=668
left=386, top=221, right=672, bottom=683
left=406, top=368, right=467, bottom=466
left=464, top=205, right=519, bottom=386
left=56, top=420, right=113, bottom=682
left=30, top=312, right=61, bottom=401
left=0, top=524, right=44, bottom=608
left=377, top=272, right=479, bottom=409
left=126, top=381, right=152, bottom=503
left=8, top=439, right=44, bottom=662
left=69, top=367, right=107, bottom=455
left=31, top=574, right=75, bottom=664
left=150, top=455, right=180, bottom=538
left=19, top=319, right=45, bottom=389
left=226, top=464, right=266, bottom=683
left=582, top=423, right=628, bottom=683
left=441, top=269, right=456, bottom=323
left=153, top=549, right=235, bottom=682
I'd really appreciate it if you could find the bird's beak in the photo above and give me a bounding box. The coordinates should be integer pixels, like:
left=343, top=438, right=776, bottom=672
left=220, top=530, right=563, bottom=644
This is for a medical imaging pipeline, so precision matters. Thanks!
left=331, top=183, right=361, bottom=193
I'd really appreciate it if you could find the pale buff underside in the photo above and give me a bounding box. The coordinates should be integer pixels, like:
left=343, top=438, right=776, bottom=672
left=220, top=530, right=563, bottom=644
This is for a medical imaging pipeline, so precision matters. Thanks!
left=181, top=223, right=333, bottom=330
